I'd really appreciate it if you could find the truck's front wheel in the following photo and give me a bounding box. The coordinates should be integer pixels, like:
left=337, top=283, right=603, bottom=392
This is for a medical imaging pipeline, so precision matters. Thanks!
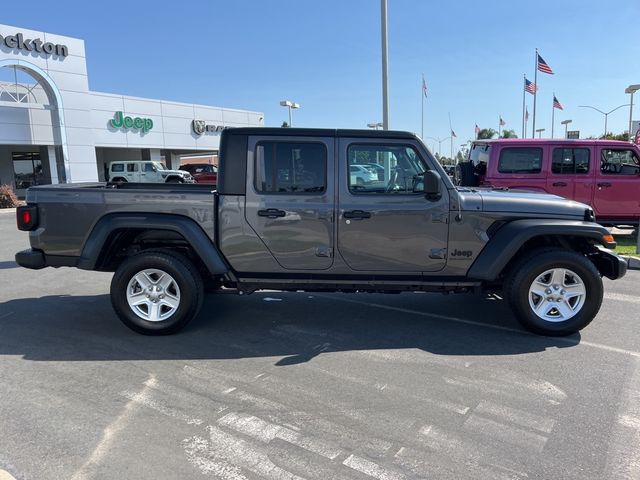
left=110, top=251, right=203, bottom=335
left=505, top=248, right=603, bottom=336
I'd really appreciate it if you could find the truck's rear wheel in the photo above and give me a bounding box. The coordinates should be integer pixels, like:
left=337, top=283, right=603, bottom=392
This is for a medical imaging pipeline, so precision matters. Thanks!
left=110, top=251, right=203, bottom=335
left=504, top=248, right=603, bottom=336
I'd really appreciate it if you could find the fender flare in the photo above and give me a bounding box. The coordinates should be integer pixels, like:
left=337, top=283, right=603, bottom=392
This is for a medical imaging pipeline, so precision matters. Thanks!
left=77, top=213, right=229, bottom=275
left=467, top=219, right=610, bottom=281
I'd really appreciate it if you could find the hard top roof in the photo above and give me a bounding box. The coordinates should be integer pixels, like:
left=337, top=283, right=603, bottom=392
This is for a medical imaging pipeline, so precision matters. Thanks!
left=224, top=127, right=418, bottom=140
left=471, top=138, right=634, bottom=147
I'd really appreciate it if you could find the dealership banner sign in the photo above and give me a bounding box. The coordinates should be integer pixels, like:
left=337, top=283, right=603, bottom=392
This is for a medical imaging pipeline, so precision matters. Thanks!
left=110, top=111, right=154, bottom=134
left=0, top=32, right=68, bottom=57
left=192, top=120, right=227, bottom=135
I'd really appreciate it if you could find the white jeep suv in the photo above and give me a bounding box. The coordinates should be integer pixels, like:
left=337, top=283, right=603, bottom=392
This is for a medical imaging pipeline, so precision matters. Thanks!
left=108, top=161, right=195, bottom=184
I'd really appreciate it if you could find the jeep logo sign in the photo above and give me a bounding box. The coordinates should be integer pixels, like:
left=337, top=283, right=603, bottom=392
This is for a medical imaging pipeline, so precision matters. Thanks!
left=192, top=120, right=227, bottom=136
left=0, top=32, right=68, bottom=57
left=110, top=111, right=153, bottom=134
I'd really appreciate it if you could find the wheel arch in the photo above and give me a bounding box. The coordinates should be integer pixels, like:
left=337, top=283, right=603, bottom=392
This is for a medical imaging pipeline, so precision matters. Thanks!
left=77, top=213, right=229, bottom=275
left=468, top=219, right=615, bottom=281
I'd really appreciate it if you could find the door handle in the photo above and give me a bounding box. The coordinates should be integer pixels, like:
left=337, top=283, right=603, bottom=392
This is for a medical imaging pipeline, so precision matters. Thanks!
left=343, top=210, right=371, bottom=219
left=257, top=208, right=287, bottom=218
left=597, top=182, right=612, bottom=189
left=552, top=182, right=567, bottom=187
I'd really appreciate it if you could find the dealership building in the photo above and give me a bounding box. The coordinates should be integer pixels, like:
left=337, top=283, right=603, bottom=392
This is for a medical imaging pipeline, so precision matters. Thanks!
left=0, top=23, right=264, bottom=193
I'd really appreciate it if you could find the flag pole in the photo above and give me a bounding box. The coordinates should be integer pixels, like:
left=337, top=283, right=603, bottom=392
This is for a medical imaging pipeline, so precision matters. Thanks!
left=522, top=74, right=526, bottom=138
left=532, top=48, right=538, bottom=138
left=498, top=116, right=502, bottom=137
left=551, top=93, right=555, bottom=138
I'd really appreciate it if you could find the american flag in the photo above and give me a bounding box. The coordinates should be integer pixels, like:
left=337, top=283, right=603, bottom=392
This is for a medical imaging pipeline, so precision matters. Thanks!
left=475, top=124, right=480, bottom=134
left=422, top=75, right=428, bottom=98
left=525, top=78, right=537, bottom=94
left=553, top=95, right=563, bottom=110
left=451, top=130, right=457, bottom=138
left=499, top=116, right=506, bottom=126
left=537, top=53, right=554, bottom=75
left=525, top=107, right=529, bottom=122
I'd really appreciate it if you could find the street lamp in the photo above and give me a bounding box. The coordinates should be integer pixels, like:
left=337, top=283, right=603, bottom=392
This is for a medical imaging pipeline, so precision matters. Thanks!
left=367, top=122, right=383, bottom=130
left=425, top=136, right=451, bottom=157
left=380, top=0, right=389, bottom=130
left=560, top=119, right=572, bottom=139
left=279, top=100, right=300, bottom=127
left=578, top=104, right=630, bottom=138
left=625, top=84, right=640, bottom=141
left=535, top=128, right=545, bottom=138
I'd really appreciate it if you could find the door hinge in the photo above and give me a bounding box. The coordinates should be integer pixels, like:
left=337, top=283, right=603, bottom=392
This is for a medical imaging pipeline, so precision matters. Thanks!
left=429, top=248, right=447, bottom=259
left=431, top=212, right=449, bottom=223
left=315, top=247, right=333, bottom=258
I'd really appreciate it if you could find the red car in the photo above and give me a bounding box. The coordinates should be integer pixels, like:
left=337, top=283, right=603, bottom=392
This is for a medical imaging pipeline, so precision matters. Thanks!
left=456, top=138, right=640, bottom=226
left=180, top=163, right=217, bottom=185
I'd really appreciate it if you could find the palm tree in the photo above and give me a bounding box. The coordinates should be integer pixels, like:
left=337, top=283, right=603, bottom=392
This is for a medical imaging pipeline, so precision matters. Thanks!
left=477, top=128, right=497, bottom=139
left=500, top=129, right=518, bottom=138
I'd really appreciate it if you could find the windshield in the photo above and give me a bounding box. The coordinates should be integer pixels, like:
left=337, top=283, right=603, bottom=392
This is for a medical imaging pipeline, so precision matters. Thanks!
left=153, top=162, right=167, bottom=170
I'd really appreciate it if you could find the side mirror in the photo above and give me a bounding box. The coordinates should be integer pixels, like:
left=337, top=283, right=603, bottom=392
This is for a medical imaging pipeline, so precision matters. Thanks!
left=423, top=170, right=441, bottom=200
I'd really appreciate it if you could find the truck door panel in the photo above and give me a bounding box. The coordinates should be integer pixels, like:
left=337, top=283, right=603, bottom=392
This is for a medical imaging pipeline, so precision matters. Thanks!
left=337, top=139, right=449, bottom=272
left=593, top=146, right=640, bottom=218
left=244, top=137, right=335, bottom=271
left=546, top=146, right=594, bottom=205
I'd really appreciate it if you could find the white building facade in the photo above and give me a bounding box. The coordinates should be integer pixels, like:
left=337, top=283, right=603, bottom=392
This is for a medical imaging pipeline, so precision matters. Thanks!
left=0, top=23, right=263, bottom=193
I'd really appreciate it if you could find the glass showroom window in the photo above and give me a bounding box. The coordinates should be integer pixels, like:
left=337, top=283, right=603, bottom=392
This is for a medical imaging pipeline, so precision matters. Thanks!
left=13, top=152, right=43, bottom=189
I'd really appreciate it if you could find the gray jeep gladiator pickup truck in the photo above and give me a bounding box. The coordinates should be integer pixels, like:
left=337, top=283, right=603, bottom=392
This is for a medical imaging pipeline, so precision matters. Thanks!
left=15, top=128, right=627, bottom=336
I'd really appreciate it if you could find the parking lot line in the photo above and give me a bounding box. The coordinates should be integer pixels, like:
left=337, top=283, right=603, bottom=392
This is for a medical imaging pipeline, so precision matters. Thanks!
left=323, top=296, right=640, bottom=358
left=70, top=374, right=156, bottom=480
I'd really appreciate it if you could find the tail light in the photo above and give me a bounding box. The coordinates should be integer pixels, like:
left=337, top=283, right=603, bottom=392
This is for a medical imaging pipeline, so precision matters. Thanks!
left=17, top=205, right=38, bottom=231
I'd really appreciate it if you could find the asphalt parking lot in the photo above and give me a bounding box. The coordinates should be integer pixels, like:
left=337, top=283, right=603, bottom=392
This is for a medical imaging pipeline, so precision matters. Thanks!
left=1, top=209, right=639, bottom=480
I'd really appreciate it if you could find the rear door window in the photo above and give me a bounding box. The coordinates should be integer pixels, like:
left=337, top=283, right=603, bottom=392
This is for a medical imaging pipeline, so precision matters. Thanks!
left=498, top=147, right=543, bottom=174
left=111, top=164, right=124, bottom=172
left=255, top=142, right=327, bottom=193
left=551, top=148, right=590, bottom=174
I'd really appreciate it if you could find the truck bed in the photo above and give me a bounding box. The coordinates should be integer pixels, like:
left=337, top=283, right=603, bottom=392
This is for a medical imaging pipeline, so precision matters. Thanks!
left=24, top=182, right=216, bottom=258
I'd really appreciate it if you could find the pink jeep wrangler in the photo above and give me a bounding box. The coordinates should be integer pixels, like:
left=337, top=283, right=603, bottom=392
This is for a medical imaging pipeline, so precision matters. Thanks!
left=456, top=139, right=640, bottom=226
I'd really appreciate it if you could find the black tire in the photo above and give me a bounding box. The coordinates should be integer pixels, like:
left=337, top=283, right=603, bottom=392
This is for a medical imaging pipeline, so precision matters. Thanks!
left=454, top=162, right=477, bottom=186
left=110, top=250, right=204, bottom=335
left=111, top=177, right=128, bottom=183
left=504, top=248, right=603, bottom=336
left=166, top=177, right=183, bottom=184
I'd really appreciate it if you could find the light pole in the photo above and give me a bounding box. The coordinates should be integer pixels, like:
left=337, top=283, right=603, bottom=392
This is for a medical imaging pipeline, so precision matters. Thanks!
left=560, top=119, right=572, bottom=139
left=425, top=136, right=451, bottom=157
left=625, top=84, right=640, bottom=141
left=367, top=122, right=383, bottom=130
left=535, top=128, right=545, bottom=138
left=578, top=104, right=630, bottom=138
left=380, top=0, right=389, bottom=130
left=279, top=100, right=300, bottom=127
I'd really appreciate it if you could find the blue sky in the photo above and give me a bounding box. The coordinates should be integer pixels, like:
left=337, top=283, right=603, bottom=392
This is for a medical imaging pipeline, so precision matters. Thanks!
left=4, top=0, right=640, bottom=146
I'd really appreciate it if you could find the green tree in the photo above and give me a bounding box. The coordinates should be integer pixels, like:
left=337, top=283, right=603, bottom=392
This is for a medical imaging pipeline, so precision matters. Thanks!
left=281, top=121, right=290, bottom=128
left=477, top=128, right=497, bottom=139
left=600, top=132, right=629, bottom=141
left=500, top=129, right=518, bottom=138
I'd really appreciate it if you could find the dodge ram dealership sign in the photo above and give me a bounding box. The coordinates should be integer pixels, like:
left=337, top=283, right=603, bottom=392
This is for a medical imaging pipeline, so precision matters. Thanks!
left=192, top=120, right=227, bottom=135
